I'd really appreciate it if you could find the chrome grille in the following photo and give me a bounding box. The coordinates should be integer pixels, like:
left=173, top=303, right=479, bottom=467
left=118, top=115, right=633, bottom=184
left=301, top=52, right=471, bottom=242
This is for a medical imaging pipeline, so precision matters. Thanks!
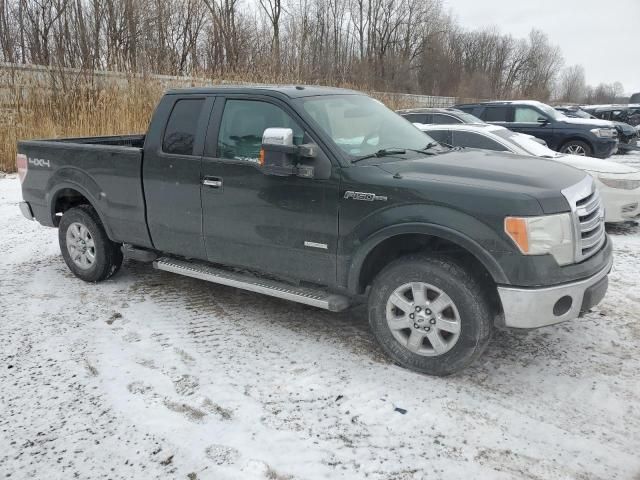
left=561, top=176, right=606, bottom=262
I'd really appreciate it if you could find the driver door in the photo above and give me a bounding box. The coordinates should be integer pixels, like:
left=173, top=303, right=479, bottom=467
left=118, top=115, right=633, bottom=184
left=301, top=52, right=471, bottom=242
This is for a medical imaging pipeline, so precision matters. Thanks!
left=510, top=105, right=555, bottom=146
left=200, top=96, right=340, bottom=286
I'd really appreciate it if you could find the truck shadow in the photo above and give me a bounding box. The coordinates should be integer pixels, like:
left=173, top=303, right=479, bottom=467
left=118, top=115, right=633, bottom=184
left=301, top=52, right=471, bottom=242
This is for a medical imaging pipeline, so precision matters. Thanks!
left=118, top=260, right=595, bottom=381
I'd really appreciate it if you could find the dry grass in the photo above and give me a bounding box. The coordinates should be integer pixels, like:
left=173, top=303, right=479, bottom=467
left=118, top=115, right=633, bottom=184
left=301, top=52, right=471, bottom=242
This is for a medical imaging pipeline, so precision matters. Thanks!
left=0, top=67, right=427, bottom=173
left=0, top=69, right=171, bottom=172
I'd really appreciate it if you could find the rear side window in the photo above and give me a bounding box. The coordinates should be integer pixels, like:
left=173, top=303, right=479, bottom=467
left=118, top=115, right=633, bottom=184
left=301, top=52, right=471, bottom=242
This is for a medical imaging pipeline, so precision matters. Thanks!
left=432, top=114, right=461, bottom=124
left=426, top=129, right=451, bottom=144
left=163, top=98, right=204, bottom=155
left=403, top=113, right=428, bottom=124
left=483, top=106, right=511, bottom=122
left=452, top=131, right=509, bottom=151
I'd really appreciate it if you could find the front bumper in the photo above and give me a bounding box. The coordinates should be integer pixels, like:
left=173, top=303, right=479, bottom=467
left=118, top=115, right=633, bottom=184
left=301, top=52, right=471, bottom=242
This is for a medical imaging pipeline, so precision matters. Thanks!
left=497, top=254, right=613, bottom=329
left=19, top=201, right=34, bottom=220
left=592, top=139, right=618, bottom=159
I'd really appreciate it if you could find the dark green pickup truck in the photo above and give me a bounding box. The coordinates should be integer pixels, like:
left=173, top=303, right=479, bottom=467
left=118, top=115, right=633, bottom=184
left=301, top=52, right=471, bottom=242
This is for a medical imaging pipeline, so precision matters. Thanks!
left=17, top=86, right=613, bottom=375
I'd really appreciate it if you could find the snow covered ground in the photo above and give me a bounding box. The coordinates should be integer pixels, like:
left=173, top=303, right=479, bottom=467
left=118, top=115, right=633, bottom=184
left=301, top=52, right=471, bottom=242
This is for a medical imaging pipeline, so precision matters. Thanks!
left=1, top=154, right=640, bottom=480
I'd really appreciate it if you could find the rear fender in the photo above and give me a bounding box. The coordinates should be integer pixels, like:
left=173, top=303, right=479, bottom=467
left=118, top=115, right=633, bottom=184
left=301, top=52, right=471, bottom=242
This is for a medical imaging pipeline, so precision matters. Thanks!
left=46, top=168, right=115, bottom=240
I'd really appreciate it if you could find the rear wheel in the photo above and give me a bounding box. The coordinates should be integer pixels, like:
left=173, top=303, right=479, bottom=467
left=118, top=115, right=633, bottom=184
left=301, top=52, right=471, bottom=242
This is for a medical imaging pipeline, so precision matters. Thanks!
left=59, top=205, right=123, bottom=282
left=368, top=254, right=494, bottom=376
left=560, top=140, right=592, bottom=156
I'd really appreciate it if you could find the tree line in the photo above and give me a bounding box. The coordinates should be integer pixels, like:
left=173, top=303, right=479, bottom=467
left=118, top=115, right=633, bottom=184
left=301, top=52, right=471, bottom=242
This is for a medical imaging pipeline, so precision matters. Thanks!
left=0, top=0, right=629, bottom=103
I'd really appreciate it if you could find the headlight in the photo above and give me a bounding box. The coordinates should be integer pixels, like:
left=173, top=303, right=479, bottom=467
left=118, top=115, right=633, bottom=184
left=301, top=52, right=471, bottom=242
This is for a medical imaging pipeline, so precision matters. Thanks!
left=590, top=128, right=615, bottom=138
left=599, top=176, right=640, bottom=190
left=504, top=214, right=574, bottom=266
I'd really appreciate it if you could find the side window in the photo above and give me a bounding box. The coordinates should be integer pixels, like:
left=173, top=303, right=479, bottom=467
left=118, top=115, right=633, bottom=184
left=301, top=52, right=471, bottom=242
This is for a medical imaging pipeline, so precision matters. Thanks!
left=217, top=100, right=304, bottom=162
left=403, top=113, right=427, bottom=123
left=514, top=106, right=544, bottom=123
left=483, top=106, right=510, bottom=122
left=453, top=131, right=508, bottom=151
left=432, top=114, right=462, bottom=124
left=426, top=129, right=450, bottom=144
left=163, top=98, right=204, bottom=155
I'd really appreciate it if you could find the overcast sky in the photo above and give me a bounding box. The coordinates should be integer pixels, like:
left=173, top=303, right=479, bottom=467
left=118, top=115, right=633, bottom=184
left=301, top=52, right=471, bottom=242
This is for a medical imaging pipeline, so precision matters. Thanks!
left=443, top=0, right=640, bottom=94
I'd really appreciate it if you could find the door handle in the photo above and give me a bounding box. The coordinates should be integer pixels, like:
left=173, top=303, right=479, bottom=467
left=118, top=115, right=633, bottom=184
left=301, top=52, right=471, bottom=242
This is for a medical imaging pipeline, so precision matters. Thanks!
left=203, top=177, right=223, bottom=188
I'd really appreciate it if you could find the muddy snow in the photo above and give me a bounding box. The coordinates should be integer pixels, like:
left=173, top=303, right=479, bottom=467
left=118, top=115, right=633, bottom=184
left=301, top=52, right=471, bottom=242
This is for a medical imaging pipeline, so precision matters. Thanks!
left=1, top=155, right=640, bottom=479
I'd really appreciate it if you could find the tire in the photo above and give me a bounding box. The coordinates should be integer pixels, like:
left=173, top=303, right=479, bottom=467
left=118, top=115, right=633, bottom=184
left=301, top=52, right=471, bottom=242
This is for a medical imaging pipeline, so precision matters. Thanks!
left=58, top=205, right=123, bottom=282
left=368, top=254, right=494, bottom=376
left=560, top=140, right=592, bottom=157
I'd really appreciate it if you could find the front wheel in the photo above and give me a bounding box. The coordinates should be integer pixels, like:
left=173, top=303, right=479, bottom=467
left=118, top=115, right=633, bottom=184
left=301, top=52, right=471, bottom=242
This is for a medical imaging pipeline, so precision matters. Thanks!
left=368, top=254, right=494, bottom=376
left=560, top=140, right=592, bottom=156
left=59, top=205, right=123, bottom=282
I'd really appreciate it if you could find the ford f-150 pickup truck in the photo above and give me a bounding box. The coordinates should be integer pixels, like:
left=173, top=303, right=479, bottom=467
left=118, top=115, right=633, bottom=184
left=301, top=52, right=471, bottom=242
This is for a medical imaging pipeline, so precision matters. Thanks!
left=16, top=86, right=613, bottom=375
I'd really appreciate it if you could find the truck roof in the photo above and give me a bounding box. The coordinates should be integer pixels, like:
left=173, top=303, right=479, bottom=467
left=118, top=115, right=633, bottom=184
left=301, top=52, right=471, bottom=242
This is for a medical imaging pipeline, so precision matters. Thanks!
left=165, top=85, right=361, bottom=98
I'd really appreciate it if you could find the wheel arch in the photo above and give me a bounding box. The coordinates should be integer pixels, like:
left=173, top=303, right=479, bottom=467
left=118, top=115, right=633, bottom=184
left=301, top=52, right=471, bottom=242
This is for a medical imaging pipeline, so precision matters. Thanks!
left=48, top=182, right=115, bottom=240
left=560, top=136, right=594, bottom=154
left=347, top=223, right=509, bottom=296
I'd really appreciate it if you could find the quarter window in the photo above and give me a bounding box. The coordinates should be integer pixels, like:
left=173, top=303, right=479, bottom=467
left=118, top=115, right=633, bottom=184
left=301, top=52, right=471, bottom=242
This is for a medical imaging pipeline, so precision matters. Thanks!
left=217, top=100, right=304, bottom=162
left=163, top=99, right=204, bottom=155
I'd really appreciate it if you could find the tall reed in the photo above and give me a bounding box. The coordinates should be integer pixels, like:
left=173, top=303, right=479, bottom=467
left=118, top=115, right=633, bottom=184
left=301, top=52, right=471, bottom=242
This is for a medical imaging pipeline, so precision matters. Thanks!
left=0, top=66, right=423, bottom=173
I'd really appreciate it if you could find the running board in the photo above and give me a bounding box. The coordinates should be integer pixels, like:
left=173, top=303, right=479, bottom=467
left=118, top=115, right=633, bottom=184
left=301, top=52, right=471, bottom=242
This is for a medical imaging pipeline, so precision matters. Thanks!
left=153, top=257, right=350, bottom=312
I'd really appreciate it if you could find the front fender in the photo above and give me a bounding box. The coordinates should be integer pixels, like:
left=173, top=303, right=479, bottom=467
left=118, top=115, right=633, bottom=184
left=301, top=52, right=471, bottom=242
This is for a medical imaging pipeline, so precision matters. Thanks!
left=341, top=204, right=513, bottom=293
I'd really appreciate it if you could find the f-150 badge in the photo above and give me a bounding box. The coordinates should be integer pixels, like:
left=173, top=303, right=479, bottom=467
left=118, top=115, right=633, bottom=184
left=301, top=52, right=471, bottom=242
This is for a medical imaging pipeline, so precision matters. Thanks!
left=343, top=191, right=388, bottom=202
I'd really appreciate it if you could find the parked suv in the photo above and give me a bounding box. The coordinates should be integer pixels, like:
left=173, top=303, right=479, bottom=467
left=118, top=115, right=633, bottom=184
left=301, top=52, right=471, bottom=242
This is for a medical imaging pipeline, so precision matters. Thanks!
left=396, top=107, right=484, bottom=125
left=455, top=100, right=618, bottom=158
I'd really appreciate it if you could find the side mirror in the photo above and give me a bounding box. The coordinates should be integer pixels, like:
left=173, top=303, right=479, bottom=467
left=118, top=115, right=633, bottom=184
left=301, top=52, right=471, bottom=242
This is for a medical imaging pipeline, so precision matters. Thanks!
left=537, top=116, right=550, bottom=125
left=260, top=127, right=317, bottom=178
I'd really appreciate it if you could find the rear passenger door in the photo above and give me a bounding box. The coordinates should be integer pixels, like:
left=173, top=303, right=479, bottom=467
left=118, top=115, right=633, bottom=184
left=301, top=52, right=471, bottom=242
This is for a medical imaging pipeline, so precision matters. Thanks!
left=200, top=96, right=340, bottom=286
left=143, top=95, right=214, bottom=259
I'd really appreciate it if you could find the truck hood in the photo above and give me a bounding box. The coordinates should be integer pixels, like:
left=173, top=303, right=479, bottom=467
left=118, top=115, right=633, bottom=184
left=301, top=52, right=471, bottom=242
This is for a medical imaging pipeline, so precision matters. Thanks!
left=552, top=153, right=639, bottom=174
left=375, top=149, right=586, bottom=192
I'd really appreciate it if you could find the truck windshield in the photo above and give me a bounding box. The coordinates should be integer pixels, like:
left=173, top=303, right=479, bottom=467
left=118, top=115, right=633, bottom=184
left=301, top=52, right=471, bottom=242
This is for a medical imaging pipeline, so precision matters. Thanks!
left=300, top=95, right=437, bottom=160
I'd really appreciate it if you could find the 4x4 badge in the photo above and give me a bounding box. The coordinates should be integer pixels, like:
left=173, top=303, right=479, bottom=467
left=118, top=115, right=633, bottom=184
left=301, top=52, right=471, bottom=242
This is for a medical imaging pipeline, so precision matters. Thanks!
left=344, top=191, right=388, bottom=202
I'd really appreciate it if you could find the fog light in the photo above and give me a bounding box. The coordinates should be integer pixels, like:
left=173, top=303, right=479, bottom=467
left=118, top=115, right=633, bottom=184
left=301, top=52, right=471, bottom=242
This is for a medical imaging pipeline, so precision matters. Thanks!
left=553, top=296, right=573, bottom=316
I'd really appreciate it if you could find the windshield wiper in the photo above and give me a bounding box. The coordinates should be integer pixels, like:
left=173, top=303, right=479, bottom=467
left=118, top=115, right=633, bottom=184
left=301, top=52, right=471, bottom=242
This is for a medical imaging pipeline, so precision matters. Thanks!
left=404, top=142, right=444, bottom=155
left=352, top=148, right=407, bottom=163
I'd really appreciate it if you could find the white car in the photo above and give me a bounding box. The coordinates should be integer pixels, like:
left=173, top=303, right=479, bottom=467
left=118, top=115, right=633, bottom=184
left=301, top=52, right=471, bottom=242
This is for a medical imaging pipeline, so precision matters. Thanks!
left=416, top=123, right=640, bottom=223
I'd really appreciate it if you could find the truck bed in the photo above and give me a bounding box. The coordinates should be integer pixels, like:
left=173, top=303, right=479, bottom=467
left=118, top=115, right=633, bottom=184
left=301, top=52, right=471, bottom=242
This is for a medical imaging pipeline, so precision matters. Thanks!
left=18, top=134, right=152, bottom=248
